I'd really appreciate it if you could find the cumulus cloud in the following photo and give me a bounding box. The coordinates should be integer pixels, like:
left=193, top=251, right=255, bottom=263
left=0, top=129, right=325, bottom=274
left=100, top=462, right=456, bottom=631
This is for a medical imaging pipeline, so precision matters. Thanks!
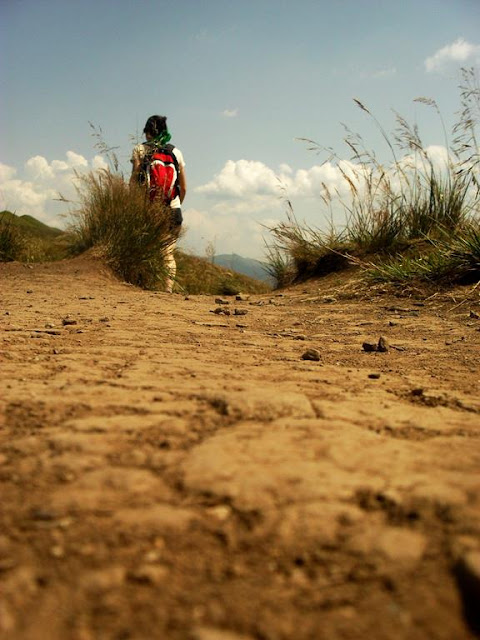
left=425, top=38, right=480, bottom=73
left=196, top=158, right=355, bottom=204
left=0, top=152, right=107, bottom=226
left=222, top=108, right=238, bottom=118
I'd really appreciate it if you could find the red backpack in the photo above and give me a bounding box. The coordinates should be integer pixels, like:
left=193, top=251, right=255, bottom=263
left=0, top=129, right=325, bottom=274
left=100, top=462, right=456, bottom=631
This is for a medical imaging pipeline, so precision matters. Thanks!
left=140, top=143, right=180, bottom=204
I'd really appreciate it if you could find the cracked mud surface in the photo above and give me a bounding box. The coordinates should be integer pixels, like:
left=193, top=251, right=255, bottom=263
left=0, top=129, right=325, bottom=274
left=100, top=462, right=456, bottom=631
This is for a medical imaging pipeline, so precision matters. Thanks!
left=1, top=255, right=480, bottom=640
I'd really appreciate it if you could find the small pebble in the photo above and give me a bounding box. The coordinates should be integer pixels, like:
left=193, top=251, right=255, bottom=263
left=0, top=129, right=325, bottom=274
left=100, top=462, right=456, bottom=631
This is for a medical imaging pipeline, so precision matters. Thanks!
left=301, top=348, right=321, bottom=361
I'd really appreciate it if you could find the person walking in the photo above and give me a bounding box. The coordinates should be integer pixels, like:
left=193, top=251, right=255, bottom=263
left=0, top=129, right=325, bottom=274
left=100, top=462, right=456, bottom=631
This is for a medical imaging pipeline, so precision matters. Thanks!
left=130, top=115, right=187, bottom=293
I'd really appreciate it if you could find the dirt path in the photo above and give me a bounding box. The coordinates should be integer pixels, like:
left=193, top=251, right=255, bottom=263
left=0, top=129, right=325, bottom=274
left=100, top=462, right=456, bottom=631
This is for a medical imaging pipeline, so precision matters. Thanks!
left=1, top=256, right=479, bottom=640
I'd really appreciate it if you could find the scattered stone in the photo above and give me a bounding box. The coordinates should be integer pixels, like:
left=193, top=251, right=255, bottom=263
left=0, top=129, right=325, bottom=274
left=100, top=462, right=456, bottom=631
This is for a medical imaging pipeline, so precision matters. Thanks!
left=50, top=545, right=65, bottom=558
left=143, top=549, right=163, bottom=564
left=214, top=298, right=230, bottom=305
left=99, top=317, right=110, bottom=322
left=206, top=505, right=232, bottom=521
left=30, top=507, right=57, bottom=521
left=377, top=336, right=389, bottom=352
left=81, top=566, right=126, bottom=593
left=26, top=290, right=33, bottom=294
left=236, top=294, right=250, bottom=301
left=236, top=323, right=248, bottom=329
left=323, top=296, right=337, bottom=303
left=212, top=307, right=231, bottom=316
left=362, top=337, right=389, bottom=352
left=389, top=321, right=398, bottom=327
left=368, top=373, right=381, bottom=379
left=233, top=309, right=248, bottom=316
left=194, top=322, right=229, bottom=328
left=411, top=388, right=424, bottom=397
left=62, top=318, right=77, bottom=326
left=469, top=310, right=479, bottom=320
left=301, top=348, right=321, bottom=362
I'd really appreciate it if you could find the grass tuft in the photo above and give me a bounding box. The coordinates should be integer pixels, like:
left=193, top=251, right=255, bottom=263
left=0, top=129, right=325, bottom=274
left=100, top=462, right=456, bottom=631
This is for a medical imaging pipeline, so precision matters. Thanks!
left=67, top=170, right=178, bottom=290
left=267, top=67, right=480, bottom=289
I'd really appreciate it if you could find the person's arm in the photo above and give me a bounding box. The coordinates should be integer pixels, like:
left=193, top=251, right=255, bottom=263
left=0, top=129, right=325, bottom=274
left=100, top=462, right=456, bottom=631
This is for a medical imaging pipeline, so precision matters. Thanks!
left=130, top=154, right=141, bottom=186
left=178, top=167, right=187, bottom=204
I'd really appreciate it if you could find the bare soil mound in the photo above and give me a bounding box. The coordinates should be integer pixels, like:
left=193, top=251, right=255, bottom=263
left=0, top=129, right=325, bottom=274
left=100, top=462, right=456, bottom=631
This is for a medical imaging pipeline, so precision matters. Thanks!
left=1, top=257, right=479, bottom=640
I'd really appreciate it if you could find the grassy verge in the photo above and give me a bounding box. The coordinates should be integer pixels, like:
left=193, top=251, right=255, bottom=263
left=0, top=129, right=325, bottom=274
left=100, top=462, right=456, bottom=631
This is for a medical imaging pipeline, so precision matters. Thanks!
left=267, top=68, right=480, bottom=288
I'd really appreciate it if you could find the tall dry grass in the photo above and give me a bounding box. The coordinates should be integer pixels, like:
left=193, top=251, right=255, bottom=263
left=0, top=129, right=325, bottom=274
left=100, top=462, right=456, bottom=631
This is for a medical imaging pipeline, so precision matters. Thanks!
left=267, top=67, right=480, bottom=287
left=68, top=169, right=178, bottom=290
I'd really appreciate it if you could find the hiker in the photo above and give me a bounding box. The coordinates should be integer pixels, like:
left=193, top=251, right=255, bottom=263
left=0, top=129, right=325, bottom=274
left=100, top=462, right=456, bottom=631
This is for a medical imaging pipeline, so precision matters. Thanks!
left=130, top=115, right=187, bottom=293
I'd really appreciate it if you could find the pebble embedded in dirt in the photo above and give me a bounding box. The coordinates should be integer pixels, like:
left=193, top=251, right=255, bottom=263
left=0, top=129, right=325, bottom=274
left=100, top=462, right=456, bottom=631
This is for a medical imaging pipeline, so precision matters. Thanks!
left=362, top=336, right=389, bottom=352
left=62, top=317, right=77, bottom=326
left=233, top=309, right=248, bottom=316
left=214, top=298, right=230, bottom=305
left=301, top=348, right=321, bottom=361
left=213, top=307, right=231, bottom=315
left=377, top=336, right=389, bottom=352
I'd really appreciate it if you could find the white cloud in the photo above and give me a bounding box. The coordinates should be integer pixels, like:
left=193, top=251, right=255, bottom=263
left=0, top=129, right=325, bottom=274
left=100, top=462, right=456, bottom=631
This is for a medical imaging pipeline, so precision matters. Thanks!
left=197, top=159, right=280, bottom=198
left=0, top=152, right=107, bottom=226
left=196, top=158, right=355, bottom=204
left=0, top=163, right=17, bottom=182
left=425, top=38, right=480, bottom=73
left=25, top=156, right=55, bottom=181
left=222, top=108, right=239, bottom=118
left=66, top=150, right=89, bottom=167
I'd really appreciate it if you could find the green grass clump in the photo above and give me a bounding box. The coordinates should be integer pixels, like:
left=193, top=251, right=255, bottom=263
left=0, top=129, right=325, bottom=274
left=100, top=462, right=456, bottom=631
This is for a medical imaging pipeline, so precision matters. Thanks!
left=368, top=221, right=480, bottom=284
left=68, top=170, right=178, bottom=290
left=0, top=217, right=25, bottom=262
left=267, top=68, right=480, bottom=288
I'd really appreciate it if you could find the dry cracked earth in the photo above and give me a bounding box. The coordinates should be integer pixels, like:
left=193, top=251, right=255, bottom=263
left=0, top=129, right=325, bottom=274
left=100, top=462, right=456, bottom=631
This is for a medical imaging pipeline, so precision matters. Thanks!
left=1, top=255, right=480, bottom=640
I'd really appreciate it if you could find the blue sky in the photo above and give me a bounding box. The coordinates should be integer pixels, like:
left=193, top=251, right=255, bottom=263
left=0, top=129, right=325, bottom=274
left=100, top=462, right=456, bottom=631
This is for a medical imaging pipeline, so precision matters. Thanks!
left=1, top=0, right=479, bottom=258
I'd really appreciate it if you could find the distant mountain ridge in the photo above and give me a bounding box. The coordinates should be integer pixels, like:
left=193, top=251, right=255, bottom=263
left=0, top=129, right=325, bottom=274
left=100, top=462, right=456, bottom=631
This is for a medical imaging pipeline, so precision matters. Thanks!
left=213, top=253, right=273, bottom=283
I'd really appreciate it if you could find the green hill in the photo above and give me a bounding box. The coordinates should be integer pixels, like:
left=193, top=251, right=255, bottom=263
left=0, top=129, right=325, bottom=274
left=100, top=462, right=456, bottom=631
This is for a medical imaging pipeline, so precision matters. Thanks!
left=0, top=211, right=64, bottom=238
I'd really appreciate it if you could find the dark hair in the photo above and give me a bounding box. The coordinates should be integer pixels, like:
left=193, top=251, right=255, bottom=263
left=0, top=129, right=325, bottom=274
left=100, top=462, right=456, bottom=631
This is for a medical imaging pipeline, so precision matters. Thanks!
left=143, top=115, right=167, bottom=137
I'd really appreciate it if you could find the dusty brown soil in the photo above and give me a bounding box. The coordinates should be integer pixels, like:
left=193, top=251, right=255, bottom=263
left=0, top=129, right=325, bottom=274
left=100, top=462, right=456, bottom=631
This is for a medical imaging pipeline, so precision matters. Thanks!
left=1, top=255, right=480, bottom=640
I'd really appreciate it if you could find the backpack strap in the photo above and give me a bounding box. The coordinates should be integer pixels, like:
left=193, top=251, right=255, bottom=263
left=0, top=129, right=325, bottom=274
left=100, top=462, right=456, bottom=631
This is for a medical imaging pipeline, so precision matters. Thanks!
left=161, top=144, right=181, bottom=202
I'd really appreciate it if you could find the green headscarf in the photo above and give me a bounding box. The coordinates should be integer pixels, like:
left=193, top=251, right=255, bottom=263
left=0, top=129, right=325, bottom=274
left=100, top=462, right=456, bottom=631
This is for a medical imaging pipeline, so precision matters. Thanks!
left=151, top=129, right=172, bottom=146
